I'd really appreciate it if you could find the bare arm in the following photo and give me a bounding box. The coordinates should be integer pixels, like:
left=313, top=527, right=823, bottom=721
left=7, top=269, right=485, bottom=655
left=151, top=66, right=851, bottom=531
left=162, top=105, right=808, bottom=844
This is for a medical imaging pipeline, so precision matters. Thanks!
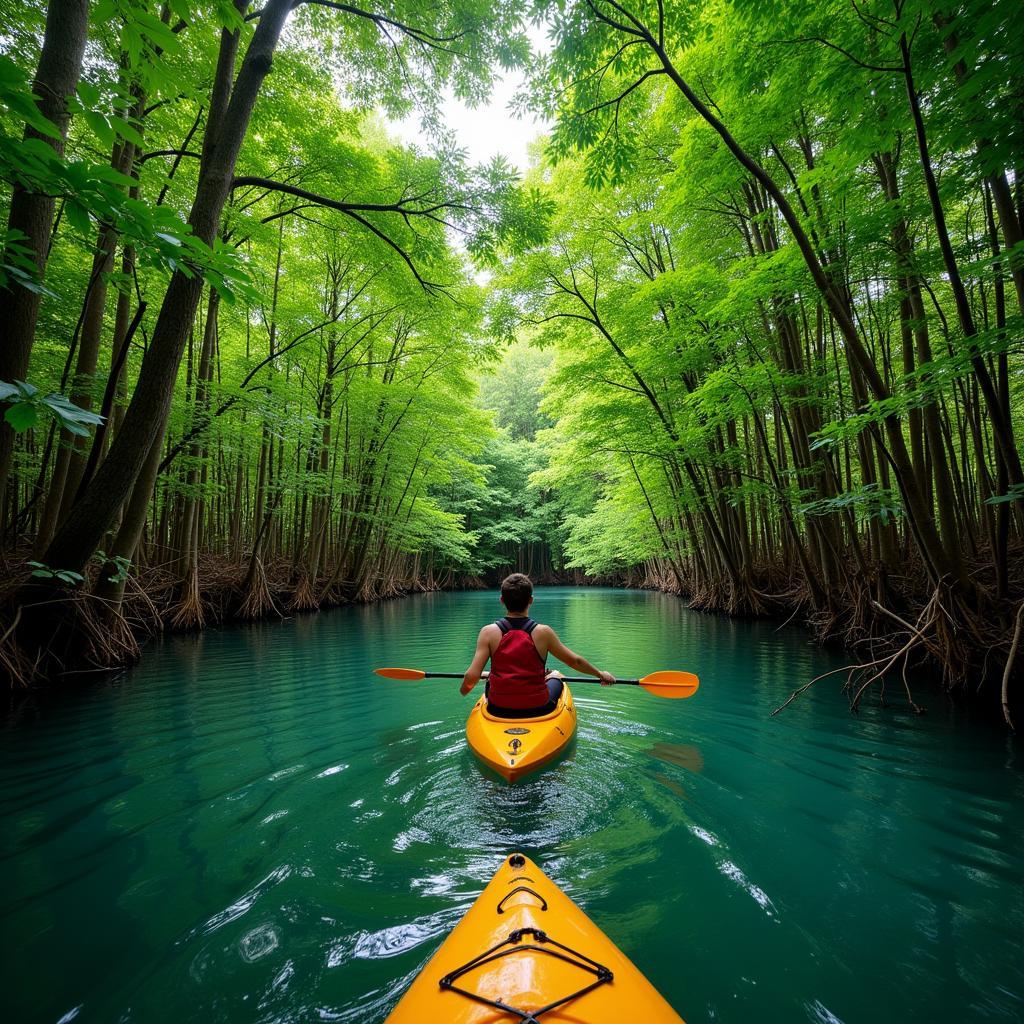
left=460, top=626, right=493, bottom=695
left=540, top=627, right=615, bottom=685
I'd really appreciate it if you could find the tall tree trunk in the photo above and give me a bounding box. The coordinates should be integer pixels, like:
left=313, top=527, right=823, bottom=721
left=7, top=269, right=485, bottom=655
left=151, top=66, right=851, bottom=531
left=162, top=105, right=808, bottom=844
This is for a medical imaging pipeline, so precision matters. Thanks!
left=36, top=216, right=121, bottom=552
left=933, top=11, right=1024, bottom=317
left=93, top=418, right=170, bottom=613
left=0, top=0, right=90, bottom=513
left=899, top=31, right=1023, bottom=490
left=40, top=0, right=294, bottom=575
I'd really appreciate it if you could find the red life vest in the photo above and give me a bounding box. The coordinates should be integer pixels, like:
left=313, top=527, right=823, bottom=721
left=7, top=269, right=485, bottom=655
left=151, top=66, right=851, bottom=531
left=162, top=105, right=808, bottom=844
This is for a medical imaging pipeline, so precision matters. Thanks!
left=487, top=617, right=549, bottom=710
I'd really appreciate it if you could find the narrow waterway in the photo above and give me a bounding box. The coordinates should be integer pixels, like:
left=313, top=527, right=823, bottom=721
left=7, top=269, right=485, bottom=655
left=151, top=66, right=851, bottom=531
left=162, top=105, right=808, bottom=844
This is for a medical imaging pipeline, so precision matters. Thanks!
left=2, top=588, right=1022, bottom=1023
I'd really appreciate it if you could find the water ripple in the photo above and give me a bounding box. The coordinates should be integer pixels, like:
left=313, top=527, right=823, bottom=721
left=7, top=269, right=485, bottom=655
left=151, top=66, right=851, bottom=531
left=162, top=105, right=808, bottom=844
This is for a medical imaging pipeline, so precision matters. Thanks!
left=191, top=865, right=292, bottom=938
left=1, top=588, right=1022, bottom=1024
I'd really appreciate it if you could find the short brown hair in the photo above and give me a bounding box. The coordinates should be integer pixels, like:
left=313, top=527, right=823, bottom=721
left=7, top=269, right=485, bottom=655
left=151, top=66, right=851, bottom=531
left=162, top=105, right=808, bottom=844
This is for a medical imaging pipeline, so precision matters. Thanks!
left=500, top=573, right=533, bottom=612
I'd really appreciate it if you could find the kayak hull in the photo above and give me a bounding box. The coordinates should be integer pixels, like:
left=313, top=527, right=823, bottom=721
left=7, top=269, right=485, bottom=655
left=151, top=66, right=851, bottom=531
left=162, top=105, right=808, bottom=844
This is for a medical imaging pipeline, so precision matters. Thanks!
left=466, top=685, right=576, bottom=783
left=385, top=852, right=685, bottom=1023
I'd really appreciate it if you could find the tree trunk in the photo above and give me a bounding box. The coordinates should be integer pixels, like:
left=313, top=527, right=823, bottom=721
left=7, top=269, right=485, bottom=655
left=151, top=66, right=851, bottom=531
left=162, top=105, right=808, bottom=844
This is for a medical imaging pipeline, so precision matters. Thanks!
left=0, top=0, right=90, bottom=513
left=40, top=0, right=295, bottom=575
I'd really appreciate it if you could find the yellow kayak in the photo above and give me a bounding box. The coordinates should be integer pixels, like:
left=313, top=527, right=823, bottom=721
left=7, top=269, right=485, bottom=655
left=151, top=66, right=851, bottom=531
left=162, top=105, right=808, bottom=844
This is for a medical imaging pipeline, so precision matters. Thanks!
left=465, top=685, right=576, bottom=783
left=385, top=852, right=685, bottom=1022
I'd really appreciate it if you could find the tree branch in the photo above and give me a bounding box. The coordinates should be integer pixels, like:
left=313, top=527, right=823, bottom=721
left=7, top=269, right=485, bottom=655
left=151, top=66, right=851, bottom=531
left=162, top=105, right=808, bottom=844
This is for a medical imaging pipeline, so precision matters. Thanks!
left=229, top=175, right=453, bottom=292
left=775, top=35, right=902, bottom=73
left=248, top=0, right=464, bottom=53
left=139, top=148, right=201, bottom=164
left=579, top=68, right=665, bottom=117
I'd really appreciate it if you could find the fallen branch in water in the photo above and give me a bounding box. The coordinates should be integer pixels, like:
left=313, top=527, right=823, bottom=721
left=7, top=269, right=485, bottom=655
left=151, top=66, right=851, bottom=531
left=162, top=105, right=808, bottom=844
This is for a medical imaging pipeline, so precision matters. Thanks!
left=772, top=587, right=947, bottom=717
left=848, top=592, right=937, bottom=715
left=770, top=662, right=852, bottom=716
left=1003, top=603, right=1023, bottom=732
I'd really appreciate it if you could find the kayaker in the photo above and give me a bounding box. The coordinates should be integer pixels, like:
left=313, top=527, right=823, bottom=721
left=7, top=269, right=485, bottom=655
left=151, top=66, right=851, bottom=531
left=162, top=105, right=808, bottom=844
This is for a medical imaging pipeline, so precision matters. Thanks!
left=460, top=573, right=615, bottom=717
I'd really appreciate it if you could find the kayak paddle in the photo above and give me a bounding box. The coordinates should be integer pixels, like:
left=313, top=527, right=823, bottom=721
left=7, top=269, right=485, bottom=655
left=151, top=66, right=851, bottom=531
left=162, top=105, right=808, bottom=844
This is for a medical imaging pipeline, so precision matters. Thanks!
left=373, top=667, right=699, bottom=699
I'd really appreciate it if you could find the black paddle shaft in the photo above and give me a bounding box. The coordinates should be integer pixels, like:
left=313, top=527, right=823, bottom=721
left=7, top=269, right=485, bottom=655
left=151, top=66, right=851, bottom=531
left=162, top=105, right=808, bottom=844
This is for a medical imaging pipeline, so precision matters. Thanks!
left=424, top=672, right=641, bottom=685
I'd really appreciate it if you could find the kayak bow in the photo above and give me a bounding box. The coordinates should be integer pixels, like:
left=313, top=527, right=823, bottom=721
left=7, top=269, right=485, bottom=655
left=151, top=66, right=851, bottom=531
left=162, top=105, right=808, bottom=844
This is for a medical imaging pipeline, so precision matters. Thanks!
left=385, top=852, right=685, bottom=1022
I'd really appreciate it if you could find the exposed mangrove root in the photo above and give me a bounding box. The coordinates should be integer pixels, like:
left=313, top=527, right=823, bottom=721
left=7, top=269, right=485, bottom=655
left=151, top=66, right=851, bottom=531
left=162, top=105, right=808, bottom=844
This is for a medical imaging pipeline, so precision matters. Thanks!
left=770, top=579, right=1020, bottom=719
left=0, top=549, right=459, bottom=688
left=454, top=573, right=487, bottom=590
left=289, top=570, right=319, bottom=612
left=4, top=584, right=144, bottom=685
left=771, top=590, right=943, bottom=717
left=101, top=608, right=144, bottom=668
left=3, top=544, right=1020, bottom=717
left=119, top=572, right=163, bottom=636
left=846, top=591, right=940, bottom=714
left=167, top=563, right=206, bottom=632
left=0, top=607, right=33, bottom=687
left=235, top=555, right=281, bottom=621
left=638, top=555, right=1022, bottom=721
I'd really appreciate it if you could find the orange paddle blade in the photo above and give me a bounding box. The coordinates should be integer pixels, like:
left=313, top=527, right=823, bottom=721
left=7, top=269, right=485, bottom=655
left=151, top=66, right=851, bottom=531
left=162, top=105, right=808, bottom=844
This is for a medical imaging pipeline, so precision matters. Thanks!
left=638, top=670, right=700, bottom=698
left=374, top=667, right=427, bottom=680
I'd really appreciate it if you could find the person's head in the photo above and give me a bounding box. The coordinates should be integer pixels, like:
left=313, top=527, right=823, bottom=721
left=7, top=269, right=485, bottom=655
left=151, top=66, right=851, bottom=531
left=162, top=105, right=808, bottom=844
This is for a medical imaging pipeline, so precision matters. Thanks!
left=500, top=573, right=533, bottom=614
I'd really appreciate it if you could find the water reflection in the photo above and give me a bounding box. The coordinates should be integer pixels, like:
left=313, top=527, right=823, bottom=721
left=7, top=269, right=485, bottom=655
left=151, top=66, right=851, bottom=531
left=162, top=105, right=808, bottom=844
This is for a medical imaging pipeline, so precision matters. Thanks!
left=648, top=741, right=705, bottom=774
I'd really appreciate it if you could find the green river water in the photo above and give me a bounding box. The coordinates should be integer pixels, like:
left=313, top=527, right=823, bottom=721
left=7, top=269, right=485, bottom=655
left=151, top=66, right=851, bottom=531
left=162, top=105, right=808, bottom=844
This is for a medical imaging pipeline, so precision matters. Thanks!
left=2, top=587, right=1023, bottom=1023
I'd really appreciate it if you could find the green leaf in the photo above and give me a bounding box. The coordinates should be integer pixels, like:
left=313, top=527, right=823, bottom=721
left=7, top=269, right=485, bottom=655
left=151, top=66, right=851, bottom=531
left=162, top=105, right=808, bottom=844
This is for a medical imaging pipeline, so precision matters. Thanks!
left=84, top=110, right=115, bottom=150
left=0, top=57, right=60, bottom=139
left=110, top=115, right=145, bottom=147
left=16, top=136, right=62, bottom=168
left=4, top=402, right=39, bottom=432
left=985, top=485, right=1024, bottom=506
left=77, top=80, right=101, bottom=108
left=103, top=555, right=131, bottom=585
left=65, top=200, right=92, bottom=235
left=92, top=165, right=138, bottom=189
left=134, top=9, right=180, bottom=50
left=55, top=417, right=91, bottom=437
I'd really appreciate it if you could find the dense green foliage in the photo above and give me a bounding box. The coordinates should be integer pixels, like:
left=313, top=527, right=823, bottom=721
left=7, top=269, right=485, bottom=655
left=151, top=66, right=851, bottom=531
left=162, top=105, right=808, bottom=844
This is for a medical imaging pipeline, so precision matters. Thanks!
left=496, top=0, right=1023, bottom=704
left=0, top=0, right=547, bottom=658
left=466, top=342, right=564, bottom=578
left=1, top=0, right=1022, bottom=705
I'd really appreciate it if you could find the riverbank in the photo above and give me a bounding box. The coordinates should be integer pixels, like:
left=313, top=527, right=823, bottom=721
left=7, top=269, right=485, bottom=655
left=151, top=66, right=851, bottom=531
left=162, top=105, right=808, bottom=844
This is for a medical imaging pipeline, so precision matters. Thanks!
left=3, top=549, right=1020, bottom=727
left=627, top=549, right=1024, bottom=725
left=0, top=553, right=627, bottom=689
left=0, top=551, right=471, bottom=688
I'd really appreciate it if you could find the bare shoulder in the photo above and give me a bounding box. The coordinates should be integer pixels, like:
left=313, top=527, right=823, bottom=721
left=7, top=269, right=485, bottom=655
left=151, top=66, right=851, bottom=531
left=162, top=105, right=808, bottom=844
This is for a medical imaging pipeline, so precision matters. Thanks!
left=481, top=618, right=505, bottom=651
left=480, top=623, right=503, bottom=648
left=534, top=623, right=570, bottom=657
left=532, top=623, right=557, bottom=651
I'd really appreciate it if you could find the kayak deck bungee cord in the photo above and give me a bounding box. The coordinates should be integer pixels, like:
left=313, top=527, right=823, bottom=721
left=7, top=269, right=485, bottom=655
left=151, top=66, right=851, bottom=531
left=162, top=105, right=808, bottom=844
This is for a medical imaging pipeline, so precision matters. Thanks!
left=385, top=852, right=685, bottom=1022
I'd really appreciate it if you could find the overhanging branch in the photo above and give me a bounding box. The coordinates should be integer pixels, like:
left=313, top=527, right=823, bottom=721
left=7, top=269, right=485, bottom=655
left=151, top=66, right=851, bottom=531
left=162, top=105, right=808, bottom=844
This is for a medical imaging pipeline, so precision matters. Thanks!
left=230, top=175, right=461, bottom=292
left=246, top=0, right=464, bottom=53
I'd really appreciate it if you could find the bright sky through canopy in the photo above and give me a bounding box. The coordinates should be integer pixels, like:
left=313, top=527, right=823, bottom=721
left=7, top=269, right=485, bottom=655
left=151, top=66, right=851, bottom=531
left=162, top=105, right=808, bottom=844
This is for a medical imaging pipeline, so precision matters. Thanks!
left=391, top=27, right=551, bottom=172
